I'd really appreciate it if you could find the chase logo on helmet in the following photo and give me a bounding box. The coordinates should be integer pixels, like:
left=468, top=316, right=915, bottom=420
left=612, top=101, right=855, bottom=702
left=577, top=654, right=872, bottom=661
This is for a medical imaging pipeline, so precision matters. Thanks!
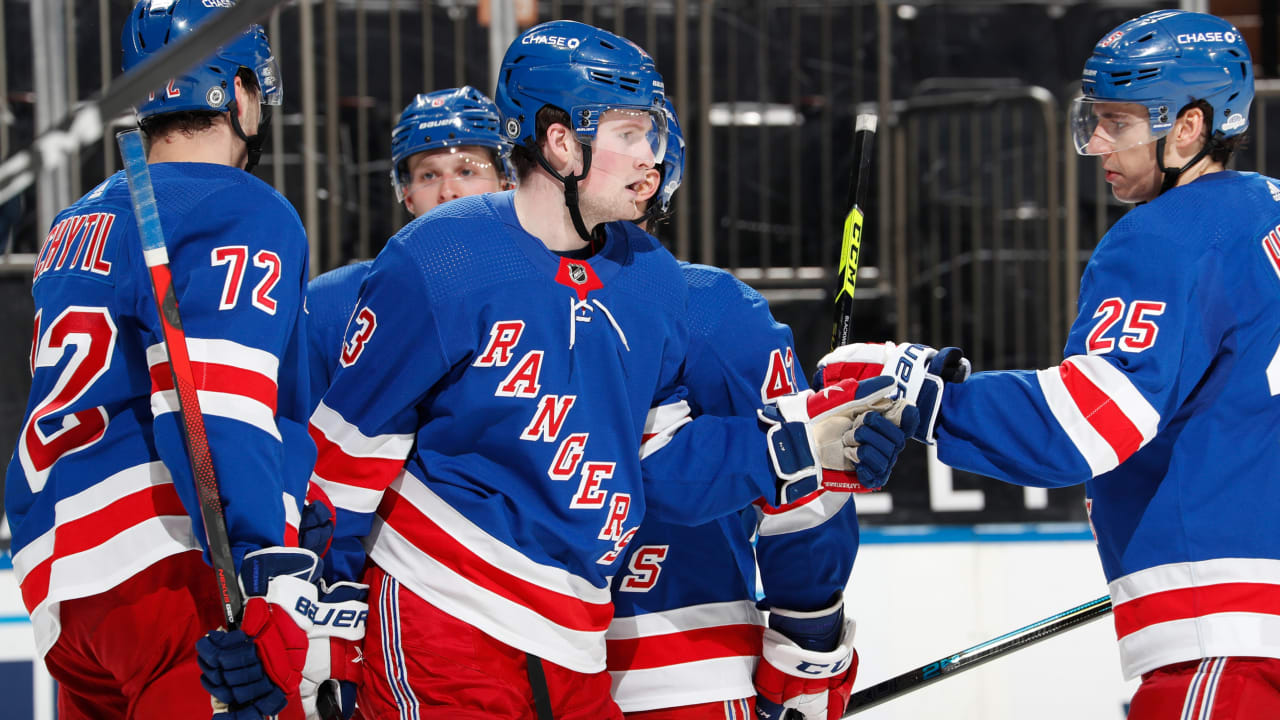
left=1177, top=31, right=1237, bottom=44
left=202, top=0, right=234, bottom=7
left=522, top=34, right=581, bottom=49
left=1223, top=113, right=1247, bottom=131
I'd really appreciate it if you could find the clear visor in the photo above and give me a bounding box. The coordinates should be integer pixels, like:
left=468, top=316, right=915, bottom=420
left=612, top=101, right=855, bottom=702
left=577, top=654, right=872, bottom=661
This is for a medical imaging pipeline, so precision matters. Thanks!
left=393, top=147, right=507, bottom=201
left=1069, top=97, right=1166, bottom=156
left=589, top=106, right=667, bottom=167
left=254, top=55, right=283, bottom=106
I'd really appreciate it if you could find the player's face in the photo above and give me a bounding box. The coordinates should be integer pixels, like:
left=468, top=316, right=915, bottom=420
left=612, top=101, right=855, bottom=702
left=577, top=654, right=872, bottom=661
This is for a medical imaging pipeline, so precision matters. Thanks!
left=1088, top=103, right=1163, bottom=204
left=579, top=109, right=659, bottom=225
left=402, top=146, right=506, bottom=217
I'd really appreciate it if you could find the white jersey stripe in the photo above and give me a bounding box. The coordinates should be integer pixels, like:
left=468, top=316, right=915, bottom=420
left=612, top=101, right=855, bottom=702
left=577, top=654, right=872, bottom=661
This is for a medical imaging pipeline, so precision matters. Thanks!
left=151, top=388, right=281, bottom=441
left=310, top=401, right=415, bottom=460
left=1110, top=558, right=1280, bottom=604
left=310, top=474, right=385, bottom=515
left=640, top=400, right=692, bottom=460
left=1036, top=366, right=1118, bottom=476
left=609, top=656, right=758, bottom=713
left=146, top=338, right=280, bottom=381
left=607, top=600, right=764, bottom=639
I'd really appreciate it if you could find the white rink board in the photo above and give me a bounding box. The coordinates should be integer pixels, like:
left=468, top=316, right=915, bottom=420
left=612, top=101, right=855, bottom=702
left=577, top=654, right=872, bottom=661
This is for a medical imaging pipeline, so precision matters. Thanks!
left=846, top=537, right=1137, bottom=719
left=0, top=537, right=1134, bottom=719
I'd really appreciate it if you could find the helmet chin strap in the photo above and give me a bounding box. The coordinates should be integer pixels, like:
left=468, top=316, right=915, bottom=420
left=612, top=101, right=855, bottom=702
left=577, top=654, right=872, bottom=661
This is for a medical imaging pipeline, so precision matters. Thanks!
left=1154, top=131, right=1220, bottom=196
left=534, top=142, right=604, bottom=248
left=228, top=99, right=270, bottom=173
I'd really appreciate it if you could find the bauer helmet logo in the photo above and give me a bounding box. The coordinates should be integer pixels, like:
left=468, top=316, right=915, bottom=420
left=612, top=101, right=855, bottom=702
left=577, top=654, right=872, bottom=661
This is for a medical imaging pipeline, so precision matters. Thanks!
left=1099, top=31, right=1124, bottom=48
left=568, top=263, right=588, bottom=285
left=505, top=118, right=520, bottom=138
left=206, top=86, right=226, bottom=108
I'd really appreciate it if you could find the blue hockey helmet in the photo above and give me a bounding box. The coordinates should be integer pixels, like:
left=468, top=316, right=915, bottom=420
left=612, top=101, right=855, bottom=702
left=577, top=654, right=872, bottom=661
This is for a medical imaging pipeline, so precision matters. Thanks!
left=655, top=97, right=685, bottom=214
left=390, top=86, right=514, bottom=201
left=1070, top=10, right=1253, bottom=156
left=495, top=20, right=667, bottom=163
left=122, top=0, right=282, bottom=121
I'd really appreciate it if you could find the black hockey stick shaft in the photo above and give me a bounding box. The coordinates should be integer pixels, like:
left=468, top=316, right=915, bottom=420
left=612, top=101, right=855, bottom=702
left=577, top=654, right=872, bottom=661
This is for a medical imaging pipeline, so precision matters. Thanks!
left=117, top=130, right=243, bottom=631
left=830, top=114, right=878, bottom=350
left=842, top=594, right=1114, bottom=716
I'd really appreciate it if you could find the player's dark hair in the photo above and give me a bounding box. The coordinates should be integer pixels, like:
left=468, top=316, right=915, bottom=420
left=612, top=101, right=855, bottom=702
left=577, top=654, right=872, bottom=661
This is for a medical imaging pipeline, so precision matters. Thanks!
left=1180, top=99, right=1245, bottom=165
left=510, top=105, right=573, bottom=181
left=140, top=68, right=261, bottom=139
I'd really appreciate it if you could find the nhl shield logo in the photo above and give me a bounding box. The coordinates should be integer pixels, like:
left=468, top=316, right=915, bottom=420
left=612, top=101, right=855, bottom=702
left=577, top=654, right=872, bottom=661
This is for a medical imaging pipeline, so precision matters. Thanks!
left=505, top=117, right=521, bottom=139
left=568, top=263, right=588, bottom=285
left=206, top=86, right=225, bottom=108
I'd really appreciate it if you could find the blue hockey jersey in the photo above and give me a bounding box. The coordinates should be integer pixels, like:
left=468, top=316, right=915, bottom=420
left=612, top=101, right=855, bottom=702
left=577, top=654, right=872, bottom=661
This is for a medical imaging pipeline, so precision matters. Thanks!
left=936, top=171, right=1280, bottom=679
left=309, top=191, right=778, bottom=673
left=306, top=259, right=372, bottom=408
left=5, top=164, right=314, bottom=656
left=607, top=264, right=859, bottom=711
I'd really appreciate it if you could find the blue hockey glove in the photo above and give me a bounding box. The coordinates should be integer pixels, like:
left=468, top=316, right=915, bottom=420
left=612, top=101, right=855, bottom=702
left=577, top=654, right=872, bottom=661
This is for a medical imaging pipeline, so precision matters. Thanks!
left=299, top=483, right=335, bottom=561
left=759, top=376, right=912, bottom=502
left=755, top=598, right=858, bottom=720
left=197, top=547, right=320, bottom=719
left=301, top=580, right=368, bottom=720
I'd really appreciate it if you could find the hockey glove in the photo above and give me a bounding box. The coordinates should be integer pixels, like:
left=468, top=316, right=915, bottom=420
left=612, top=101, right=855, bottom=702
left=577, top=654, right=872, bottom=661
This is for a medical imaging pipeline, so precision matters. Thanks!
left=755, top=599, right=858, bottom=720
left=297, top=580, right=368, bottom=720
left=197, top=547, right=320, bottom=719
left=816, top=342, right=970, bottom=444
left=299, top=482, right=336, bottom=562
left=760, top=376, right=913, bottom=501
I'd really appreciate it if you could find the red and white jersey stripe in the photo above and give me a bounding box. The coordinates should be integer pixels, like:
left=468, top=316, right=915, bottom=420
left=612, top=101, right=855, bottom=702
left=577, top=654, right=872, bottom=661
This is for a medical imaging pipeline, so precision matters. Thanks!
left=1036, top=354, right=1160, bottom=477
left=640, top=400, right=693, bottom=460
left=11, top=461, right=197, bottom=656
left=366, top=470, right=616, bottom=673
left=606, top=600, right=764, bottom=712
left=1110, top=558, right=1280, bottom=679
left=147, top=338, right=281, bottom=441
left=309, top=400, right=414, bottom=515
left=11, top=459, right=304, bottom=657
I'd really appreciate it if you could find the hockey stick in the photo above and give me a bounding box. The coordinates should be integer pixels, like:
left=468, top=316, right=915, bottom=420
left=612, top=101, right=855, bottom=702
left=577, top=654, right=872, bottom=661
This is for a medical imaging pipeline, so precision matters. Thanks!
left=842, top=594, right=1114, bottom=715
left=830, top=113, right=878, bottom=350
left=117, top=129, right=244, bottom=632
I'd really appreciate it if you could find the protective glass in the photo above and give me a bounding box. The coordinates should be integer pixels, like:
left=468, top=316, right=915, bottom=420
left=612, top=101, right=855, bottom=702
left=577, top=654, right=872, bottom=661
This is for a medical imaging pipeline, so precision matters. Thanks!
left=590, top=106, right=667, bottom=166
left=1069, top=97, right=1166, bottom=156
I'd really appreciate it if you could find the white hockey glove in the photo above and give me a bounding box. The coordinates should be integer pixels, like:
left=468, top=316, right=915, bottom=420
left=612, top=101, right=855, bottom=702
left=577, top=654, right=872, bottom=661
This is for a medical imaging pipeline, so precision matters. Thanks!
left=815, top=342, right=970, bottom=444
left=759, top=376, right=915, bottom=502
left=296, top=580, right=367, bottom=720
left=755, top=600, right=858, bottom=720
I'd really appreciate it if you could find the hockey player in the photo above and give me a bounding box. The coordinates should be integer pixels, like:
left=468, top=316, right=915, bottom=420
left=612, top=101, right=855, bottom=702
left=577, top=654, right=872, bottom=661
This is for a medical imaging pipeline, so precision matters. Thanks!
left=308, top=20, right=911, bottom=720
left=608, top=100, right=882, bottom=720
left=307, top=86, right=514, bottom=404
left=3, top=2, right=363, bottom=719
left=823, top=10, right=1280, bottom=717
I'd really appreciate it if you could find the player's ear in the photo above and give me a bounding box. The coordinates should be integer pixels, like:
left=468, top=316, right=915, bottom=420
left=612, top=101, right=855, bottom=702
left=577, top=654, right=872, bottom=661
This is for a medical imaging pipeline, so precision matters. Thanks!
left=543, top=123, right=581, bottom=175
left=1174, top=104, right=1207, bottom=152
